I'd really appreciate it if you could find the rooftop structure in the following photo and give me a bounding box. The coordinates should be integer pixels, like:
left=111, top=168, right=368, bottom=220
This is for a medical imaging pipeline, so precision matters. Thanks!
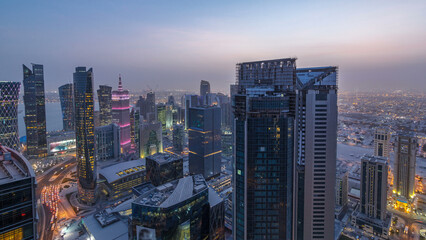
left=82, top=211, right=128, bottom=240
left=99, top=159, right=145, bottom=183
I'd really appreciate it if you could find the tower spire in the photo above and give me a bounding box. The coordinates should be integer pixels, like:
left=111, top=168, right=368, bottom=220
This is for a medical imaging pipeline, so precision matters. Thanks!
left=118, top=74, right=123, bottom=90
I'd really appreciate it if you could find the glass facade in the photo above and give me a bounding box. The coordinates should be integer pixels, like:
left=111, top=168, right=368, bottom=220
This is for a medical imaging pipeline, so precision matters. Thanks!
left=0, top=81, right=21, bottom=151
left=146, top=153, right=183, bottom=186
left=97, top=85, right=112, bottom=126
left=95, top=123, right=120, bottom=161
left=73, top=67, right=97, bottom=205
left=23, top=64, right=47, bottom=158
left=58, top=83, right=74, bottom=131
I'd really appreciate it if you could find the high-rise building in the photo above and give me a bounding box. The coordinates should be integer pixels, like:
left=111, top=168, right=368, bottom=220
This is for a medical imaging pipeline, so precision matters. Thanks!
left=295, top=66, right=338, bottom=240
left=58, top=83, right=74, bottom=131
left=0, top=145, right=37, bottom=240
left=146, top=153, right=183, bottom=186
left=352, top=155, right=390, bottom=238
left=395, top=133, right=417, bottom=200
left=73, top=66, right=97, bottom=205
left=168, top=95, right=175, bottom=106
left=172, top=124, right=184, bottom=153
left=200, top=80, right=211, bottom=97
left=138, top=92, right=156, bottom=121
left=95, top=123, right=120, bottom=161
left=184, top=94, right=199, bottom=129
left=139, top=121, right=163, bottom=159
left=233, top=58, right=297, bottom=240
left=188, top=106, right=221, bottom=180
left=130, top=108, right=141, bottom=155
left=336, top=172, right=348, bottom=208
left=0, top=82, right=21, bottom=151
left=23, top=64, right=47, bottom=158
left=97, top=85, right=112, bottom=126
left=112, top=76, right=131, bottom=154
left=374, top=128, right=390, bottom=158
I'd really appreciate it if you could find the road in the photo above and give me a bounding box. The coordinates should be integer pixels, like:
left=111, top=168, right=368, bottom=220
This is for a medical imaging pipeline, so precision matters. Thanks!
left=36, top=158, right=76, bottom=240
left=388, top=206, right=426, bottom=240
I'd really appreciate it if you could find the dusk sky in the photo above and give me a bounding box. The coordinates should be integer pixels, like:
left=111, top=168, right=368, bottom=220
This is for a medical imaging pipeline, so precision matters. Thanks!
left=1, top=1, right=425, bottom=93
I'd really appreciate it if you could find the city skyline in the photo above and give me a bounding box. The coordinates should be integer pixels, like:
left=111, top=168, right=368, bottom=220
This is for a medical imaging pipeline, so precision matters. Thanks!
left=1, top=1, right=426, bottom=93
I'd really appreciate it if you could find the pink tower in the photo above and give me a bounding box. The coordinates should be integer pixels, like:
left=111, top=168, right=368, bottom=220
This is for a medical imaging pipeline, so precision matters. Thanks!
left=112, top=75, right=131, bottom=154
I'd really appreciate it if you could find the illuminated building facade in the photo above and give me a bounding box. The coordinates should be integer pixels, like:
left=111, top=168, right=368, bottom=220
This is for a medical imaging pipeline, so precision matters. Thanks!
left=352, top=155, right=390, bottom=238
left=130, top=108, right=140, bottom=155
left=374, top=128, right=390, bottom=158
left=172, top=124, right=184, bottom=153
left=47, top=131, right=76, bottom=154
left=146, top=153, right=183, bottom=186
left=130, top=175, right=210, bottom=240
left=139, top=121, right=163, bottom=159
left=0, top=81, right=21, bottom=151
left=97, top=85, right=112, bottom=126
left=188, top=106, right=221, bottom=180
left=95, top=123, right=120, bottom=161
left=23, top=64, right=47, bottom=158
left=73, top=66, right=97, bottom=205
left=395, top=133, right=417, bottom=200
left=0, top=145, right=37, bottom=240
left=184, top=94, right=199, bottom=130
left=58, top=83, right=75, bottom=131
left=112, top=76, right=131, bottom=154
left=99, top=160, right=146, bottom=200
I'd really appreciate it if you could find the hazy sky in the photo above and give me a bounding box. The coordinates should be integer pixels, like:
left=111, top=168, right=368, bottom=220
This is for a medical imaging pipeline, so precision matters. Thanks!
left=1, top=1, right=425, bottom=93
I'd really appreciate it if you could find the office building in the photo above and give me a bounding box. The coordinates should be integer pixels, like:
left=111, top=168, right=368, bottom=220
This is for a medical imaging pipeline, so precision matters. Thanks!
left=112, top=76, right=131, bottom=154
left=47, top=131, right=76, bottom=154
left=130, top=175, right=210, bottom=240
left=74, top=66, right=97, bottom=205
left=188, top=106, right=221, bottom=180
left=97, top=85, right=113, bottom=126
left=184, top=94, right=199, bottom=129
left=95, top=123, right=120, bottom=161
left=99, top=159, right=146, bottom=200
left=295, top=66, right=338, bottom=240
left=0, top=82, right=21, bottom=151
left=139, top=121, right=163, bottom=159
left=130, top=108, right=140, bottom=155
left=23, top=64, right=47, bottom=158
left=58, top=83, right=74, bottom=131
left=0, top=145, right=37, bottom=240
left=138, top=92, right=156, bottom=121
left=168, top=95, right=175, bottom=106
left=146, top=153, right=183, bottom=186
left=394, top=133, right=417, bottom=200
left=335, top=172, right=348, bottom=220
left=172, top=124, right=184, bottom=153
left=374, top=128, right=390, bottom=158
left=200, top=80, right=211, bottom=97
left=352, top=155, right=391, bottom=238
left=209, top=187, right=225, bottom=240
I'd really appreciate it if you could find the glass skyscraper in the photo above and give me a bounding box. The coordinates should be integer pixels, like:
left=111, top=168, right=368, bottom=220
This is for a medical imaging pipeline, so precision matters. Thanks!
left=112, top=76, right=131, bottom=154
left=23, top=64, right=47, bottom=158
left=97, top=85, right=112, bottom=126
left=58, top=83, right=74, bottom=131
left=188, top=106, right=222, bottom=180
left=0, top=81, right=21, bottom=150
left=73, top=66, right=97, bottom=205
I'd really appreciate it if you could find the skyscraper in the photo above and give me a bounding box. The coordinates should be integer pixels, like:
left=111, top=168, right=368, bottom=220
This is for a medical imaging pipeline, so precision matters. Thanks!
left=112, top=76, right=131, bottom=154
left=73, top=66, right=97, bottom=205
left=188, top=106, right=221, bottom=180
left=295, top=66, right=338, bottom=240
left=97, top=85, right=112, bottom=126
left=200, top=80, right=211, bottom=97
left=23, top=64, right=47, bottom=158
left=184, top=94, right=199, bottom=130
left=233, top=58, right=297, bottom=240
left=172, top=124, right=184, bottom=153
left=0, top=81, right=21, bottom=150
left=0, top=145, right=37, bottom=240
left=138, top=92, right=156, bottom=121
left=352, top=155, right=390, bottom=238
left=395, top=133, right=417, bottom=200
left=58, top=83, right=74, bottom=131
left=374, top=128, right=390, bottom=158
left=139, top=121, right=163, bottom=159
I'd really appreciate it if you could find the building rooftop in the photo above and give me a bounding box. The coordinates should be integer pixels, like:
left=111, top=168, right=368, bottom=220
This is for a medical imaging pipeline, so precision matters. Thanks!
left=296, top=66, right=337, bottom=88
left=208, top=187, right=223, bottom=207
left=99, top=159, right=145, bottom=183
left=146, top=153, right=182, bottom=165
left=135, top=175, right=207, bottom=208
left=82, top=212, right=128, bottom=240
left=0, top=145, right=35, bottom=185
left=361, top=154, right=388, bottom=164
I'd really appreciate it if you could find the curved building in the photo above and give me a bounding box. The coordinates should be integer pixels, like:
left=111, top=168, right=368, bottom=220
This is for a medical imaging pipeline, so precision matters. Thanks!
left=112, top=76, right=131, bottom=154
left=0, top=81, right=21, bottom=151
left=0, top=144, right=37, bottom=240
left=73, top=67, right=97, bottom=205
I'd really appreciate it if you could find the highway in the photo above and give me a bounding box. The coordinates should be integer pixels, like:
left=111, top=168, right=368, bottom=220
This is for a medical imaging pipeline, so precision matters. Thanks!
left=36, top=158, right=76, bottom=240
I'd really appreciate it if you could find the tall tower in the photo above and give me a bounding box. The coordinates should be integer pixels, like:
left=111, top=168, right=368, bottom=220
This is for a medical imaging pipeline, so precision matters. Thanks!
left=0, top=82, right=21, bottom=150
left=112, top=76, right=131, bottom=154
left=374, top=128, right=390, bottom=158
left=395, top=133, right=417, bottom=200
left=23, top=64, right=47, bottom=158
left=58, top=83, right=75, bottom=131
left=73, top=66, right=97, bottom=205
left=188, top=106, right=221, bottom=180
left=200, top=80, right=211, bottom=97
left=233, top=58, right=296, bottom=240
left=295, top=67, right=338, bottom=240
left=97, top=85, right=112, bottom=126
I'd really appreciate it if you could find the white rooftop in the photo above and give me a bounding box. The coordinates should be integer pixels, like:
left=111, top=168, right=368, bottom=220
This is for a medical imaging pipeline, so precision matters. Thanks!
left=82, top=214, right=127, bottom=240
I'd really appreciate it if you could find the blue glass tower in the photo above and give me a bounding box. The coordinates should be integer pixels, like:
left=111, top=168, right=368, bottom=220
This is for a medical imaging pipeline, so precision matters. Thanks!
left=58, top=83, right=74, bottom=131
